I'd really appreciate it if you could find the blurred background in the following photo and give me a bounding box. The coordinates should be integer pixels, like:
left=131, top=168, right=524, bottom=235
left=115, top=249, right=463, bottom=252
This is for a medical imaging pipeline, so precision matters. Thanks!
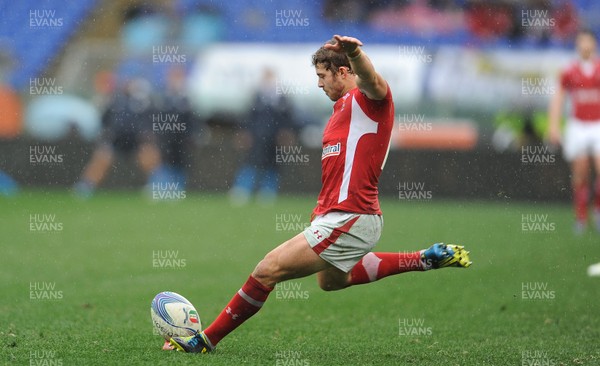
left=0, top=0, right=596, bottom=202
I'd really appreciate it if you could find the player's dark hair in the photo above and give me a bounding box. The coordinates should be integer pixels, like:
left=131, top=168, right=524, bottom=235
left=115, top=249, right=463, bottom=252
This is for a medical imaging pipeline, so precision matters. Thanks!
left=311, top=38, right=352, bottom=73
left=577, top=28, right=597, bottom=41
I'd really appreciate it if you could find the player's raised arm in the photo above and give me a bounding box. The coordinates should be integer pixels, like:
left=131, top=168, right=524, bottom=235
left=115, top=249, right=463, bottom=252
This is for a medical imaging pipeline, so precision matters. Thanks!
left=324, top=35, right=388, bottom=100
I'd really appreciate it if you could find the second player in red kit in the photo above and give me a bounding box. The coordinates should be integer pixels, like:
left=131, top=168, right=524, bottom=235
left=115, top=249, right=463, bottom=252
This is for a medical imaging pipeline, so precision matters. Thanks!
left=549, top=29, right=600, bottom=233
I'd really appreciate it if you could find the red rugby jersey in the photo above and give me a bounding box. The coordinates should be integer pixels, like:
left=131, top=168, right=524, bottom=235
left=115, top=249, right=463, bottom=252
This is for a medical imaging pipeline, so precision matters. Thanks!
left=560, top=59, right=600, bottom=121
left=313, top=85, right=394, bottom=216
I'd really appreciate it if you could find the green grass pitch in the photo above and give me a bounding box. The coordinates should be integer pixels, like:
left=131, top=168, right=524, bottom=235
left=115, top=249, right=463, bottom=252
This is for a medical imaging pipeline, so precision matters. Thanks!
left=2, top=191, right=600, bottom=365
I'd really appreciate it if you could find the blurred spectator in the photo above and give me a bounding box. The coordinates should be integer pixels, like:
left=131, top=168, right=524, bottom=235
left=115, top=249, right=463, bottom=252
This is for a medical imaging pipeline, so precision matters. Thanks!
left=322, top=0, right=582, bottom=46
left=493, top=109, right=548, bottom=152
left=551, top=0, right=579, bottom=43
left=178, top=3, right=225, bottom=49
left=369, top=0, right=465, bottom=36
left=0, top=48, right=21, bottom=138
left=73, top=77, right=161, bottom=198
left=121, top=4, right=169, bottom=56
left=229, top=68, right=297, bottom=205
left=0, top=73, right=20, bottom=194
left=0, top=49, right=20, bottom=196
left=0, top=82, right=22, bottom=139
left=0, top=170, right=18, bottom=196
left=466, top=0, right=514, bottom=40
left=151, top=65, right=202, bottom=191
left=323, top=0, right=373, bottom=23
left=92, top=70, right=117, bottom=109
left=466, top=0, right=579, bottom=45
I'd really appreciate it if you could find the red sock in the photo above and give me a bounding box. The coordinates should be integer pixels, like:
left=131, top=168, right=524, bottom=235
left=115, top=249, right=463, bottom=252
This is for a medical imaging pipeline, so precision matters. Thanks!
left=594, top=180, right=600, bottom=212
left=573, top=182, right=589, bottom=222
left=349, top=252, right=424, bottom=286
left=204, top=275, right=272, bottom=347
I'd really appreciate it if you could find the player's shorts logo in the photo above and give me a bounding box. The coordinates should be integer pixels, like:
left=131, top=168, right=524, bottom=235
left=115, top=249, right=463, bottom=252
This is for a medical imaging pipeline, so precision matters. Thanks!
left=322, top=142, right=341, bottom=160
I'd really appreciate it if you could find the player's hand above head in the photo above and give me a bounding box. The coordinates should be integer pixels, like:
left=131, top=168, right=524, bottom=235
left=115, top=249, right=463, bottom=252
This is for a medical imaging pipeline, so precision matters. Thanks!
left=324, top=35, right=363, bottom=55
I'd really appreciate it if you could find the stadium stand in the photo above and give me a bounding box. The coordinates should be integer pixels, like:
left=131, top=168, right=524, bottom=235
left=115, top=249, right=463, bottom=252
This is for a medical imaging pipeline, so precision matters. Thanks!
left=0, top=0, right=97, bottom=89
left=2, top=0, right=599, bottom=93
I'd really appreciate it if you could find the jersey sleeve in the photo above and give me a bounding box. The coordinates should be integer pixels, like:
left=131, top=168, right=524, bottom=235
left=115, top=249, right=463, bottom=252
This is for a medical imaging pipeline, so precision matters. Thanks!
left=354, top=84, right=393, bottom=122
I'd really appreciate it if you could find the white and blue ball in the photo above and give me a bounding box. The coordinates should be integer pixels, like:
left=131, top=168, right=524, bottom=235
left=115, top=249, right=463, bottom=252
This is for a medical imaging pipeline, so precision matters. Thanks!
left=151, top=291, right=202, bottom=340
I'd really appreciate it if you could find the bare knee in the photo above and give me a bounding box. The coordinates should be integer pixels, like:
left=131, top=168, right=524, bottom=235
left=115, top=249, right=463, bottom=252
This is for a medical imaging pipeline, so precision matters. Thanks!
left=572, top=172, right=590, bottom=186
left=572, top=159, right=591, bottom=185
left=252, top=252, right=284, bottom=288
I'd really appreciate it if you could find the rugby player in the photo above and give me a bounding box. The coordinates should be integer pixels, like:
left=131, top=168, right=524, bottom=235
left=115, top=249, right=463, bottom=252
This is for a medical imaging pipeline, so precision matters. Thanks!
left=170, top=35, right=472, bottom=353
left=549, top=29, right=600, bottom=233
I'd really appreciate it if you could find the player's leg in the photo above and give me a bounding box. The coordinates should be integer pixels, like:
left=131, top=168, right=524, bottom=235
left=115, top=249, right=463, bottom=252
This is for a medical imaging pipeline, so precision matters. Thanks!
left=312, top=213, right=471, bottom=290
left=319, top=244, right=471, bottom=290
left=317, top=251, right=422, bottom=290
left=564, top=120, right=592, bottom=232
left=571, top=155, right=591, bottom=232
left=592, top=153, right=600, bottom=231
left=346, top=251, right=426, bottom=287
left=83, top=145, right=114, bottom=183
left=170, top=233, right=331, bottom=353
left=256, top=168, right=279, bottom=205
left=316, top=266, right=349, bottom=291
left=74, top=144, right=114, bottom=197
left=252, top=232, right=332, bottom=287
left=229, top=165, right=257, bottom=205
left=589, top=122, right=600, bottom=232
left=137, top=141, right=161, bottom=176
left=311, top=214, right=422, bottom=290
left=203, top=233, right=329, bottom=343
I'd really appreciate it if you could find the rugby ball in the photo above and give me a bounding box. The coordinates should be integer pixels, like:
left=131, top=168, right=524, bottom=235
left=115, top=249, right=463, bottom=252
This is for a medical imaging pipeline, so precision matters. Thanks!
left=151, top=291, right=202, bottom=340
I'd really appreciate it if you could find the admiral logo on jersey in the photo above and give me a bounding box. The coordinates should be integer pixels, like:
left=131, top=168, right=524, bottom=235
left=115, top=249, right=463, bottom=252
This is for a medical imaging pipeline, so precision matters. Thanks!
left=322, top=142, right=341, bottom=160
